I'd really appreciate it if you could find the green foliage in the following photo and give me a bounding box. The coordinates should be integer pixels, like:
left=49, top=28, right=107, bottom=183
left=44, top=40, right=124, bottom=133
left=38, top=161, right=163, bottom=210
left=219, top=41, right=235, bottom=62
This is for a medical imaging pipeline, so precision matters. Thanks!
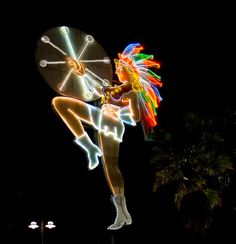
left=151, top=109, right=236, bottom=233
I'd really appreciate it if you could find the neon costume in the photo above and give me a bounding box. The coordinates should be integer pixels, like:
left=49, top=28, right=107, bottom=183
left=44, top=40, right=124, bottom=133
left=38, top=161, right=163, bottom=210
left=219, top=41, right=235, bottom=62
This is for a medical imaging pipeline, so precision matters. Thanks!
left=35, top=26, right=162, bottom=230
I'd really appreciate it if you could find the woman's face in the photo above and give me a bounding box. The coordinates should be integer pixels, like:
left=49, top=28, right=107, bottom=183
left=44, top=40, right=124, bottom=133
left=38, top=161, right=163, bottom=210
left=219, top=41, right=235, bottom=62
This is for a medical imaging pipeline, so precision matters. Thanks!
left=115, top=64, right=129, bottom=83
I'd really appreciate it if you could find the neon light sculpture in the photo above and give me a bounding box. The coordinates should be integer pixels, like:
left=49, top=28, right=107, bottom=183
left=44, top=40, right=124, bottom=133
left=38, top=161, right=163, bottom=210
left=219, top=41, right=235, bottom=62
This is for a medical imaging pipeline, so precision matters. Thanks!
left=35, top=26, right=163, bottom=230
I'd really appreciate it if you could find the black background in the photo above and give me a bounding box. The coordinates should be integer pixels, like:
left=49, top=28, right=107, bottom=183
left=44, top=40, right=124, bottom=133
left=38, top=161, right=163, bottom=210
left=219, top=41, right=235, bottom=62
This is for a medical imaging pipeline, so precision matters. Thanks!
left=6, top=3, right=235, bottom=243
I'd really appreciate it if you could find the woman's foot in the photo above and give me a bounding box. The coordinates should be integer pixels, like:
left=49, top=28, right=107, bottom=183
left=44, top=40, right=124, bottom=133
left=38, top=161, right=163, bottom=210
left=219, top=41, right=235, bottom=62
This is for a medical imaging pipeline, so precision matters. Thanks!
left=107, top=195, right=132, bottom=230
left=74, top=132, right=102, bottom=170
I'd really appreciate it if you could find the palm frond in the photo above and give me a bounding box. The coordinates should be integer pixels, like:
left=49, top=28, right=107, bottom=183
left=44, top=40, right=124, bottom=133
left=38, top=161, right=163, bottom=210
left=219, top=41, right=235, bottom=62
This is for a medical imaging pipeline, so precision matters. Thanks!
left=203, top=188, right=221, bottom=209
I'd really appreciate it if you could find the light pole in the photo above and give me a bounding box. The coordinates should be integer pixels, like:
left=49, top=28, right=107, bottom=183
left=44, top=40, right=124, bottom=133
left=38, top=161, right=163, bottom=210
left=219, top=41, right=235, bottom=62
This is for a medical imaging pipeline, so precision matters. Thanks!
left=28, top=220, right=56, bottom=244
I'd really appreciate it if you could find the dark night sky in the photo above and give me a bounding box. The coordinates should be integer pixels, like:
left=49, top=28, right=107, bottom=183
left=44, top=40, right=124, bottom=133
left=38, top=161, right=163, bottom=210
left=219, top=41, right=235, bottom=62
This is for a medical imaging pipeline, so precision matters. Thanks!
left=6, top=3, right=235, bottom=244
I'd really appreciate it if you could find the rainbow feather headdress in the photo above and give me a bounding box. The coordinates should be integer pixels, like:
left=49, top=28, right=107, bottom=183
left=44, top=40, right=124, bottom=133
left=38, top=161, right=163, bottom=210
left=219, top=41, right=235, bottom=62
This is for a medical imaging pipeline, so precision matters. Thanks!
left=116, top=43, right=163, bottom=140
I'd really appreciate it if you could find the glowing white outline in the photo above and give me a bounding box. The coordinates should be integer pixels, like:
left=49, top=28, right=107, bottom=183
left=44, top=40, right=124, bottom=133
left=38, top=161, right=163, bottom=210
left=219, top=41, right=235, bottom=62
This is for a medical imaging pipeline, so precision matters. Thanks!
left=60, top=26, right=77, bottom=59
left=58, top=69, right=73, bottom=91
left=41, top=35, right=67, bottom=56
left=39, top=60, right=66, bottom=67
left=79, top=57, right=110, bottom=63
left=77, top=35, right=92, bottom=60
left=63, top=99, right=125, bottom=143
left=74, top=132, right=102, bottom=170
left=85, top=68, right=107, bottom=84
left=40, top=27, right=110, bottom=94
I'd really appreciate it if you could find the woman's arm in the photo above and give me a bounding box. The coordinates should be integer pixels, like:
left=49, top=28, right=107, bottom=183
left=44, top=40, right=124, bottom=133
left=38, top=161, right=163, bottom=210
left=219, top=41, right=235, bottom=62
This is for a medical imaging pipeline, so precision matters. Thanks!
left=121, top=90, right=140, bottom=122
left=102, top=83, right=132, bottom=107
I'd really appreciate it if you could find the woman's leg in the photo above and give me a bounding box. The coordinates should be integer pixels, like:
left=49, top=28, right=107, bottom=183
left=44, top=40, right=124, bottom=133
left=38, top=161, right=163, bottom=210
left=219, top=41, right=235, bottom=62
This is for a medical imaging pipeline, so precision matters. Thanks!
left=98, top=132, right=132, bottom=230
left=98, top=133, right=124, bottom=195
left=52, top=96, right=96, bottom=137
left=52, top=96, right=102, bottom=170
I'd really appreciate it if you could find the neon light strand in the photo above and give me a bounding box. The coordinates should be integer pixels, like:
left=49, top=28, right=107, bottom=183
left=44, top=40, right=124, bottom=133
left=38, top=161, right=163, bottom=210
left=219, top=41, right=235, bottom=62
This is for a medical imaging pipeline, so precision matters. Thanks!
left=116, top=43, right=163, bottom=139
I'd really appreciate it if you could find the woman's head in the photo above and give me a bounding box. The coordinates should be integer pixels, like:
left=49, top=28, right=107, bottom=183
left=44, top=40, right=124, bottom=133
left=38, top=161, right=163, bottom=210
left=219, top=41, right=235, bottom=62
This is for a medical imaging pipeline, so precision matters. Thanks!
left=114, top=43, right=161, bottom=85
left=114, top=43, right=163, bottom=140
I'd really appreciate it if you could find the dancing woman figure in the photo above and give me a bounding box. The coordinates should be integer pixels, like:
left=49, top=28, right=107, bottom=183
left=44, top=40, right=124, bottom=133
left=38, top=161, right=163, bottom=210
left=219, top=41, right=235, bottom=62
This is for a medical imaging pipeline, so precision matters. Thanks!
left=51, top=42, right=162, bottom=230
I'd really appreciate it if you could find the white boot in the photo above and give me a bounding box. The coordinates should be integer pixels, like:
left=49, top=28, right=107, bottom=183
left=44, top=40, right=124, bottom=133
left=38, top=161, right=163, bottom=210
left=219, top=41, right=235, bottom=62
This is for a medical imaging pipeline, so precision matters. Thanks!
left=107, top=195, right=132, bottom=230
left=120, top=196, right=132, bottom=225
left=74, top=132, right=102, bottom=170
